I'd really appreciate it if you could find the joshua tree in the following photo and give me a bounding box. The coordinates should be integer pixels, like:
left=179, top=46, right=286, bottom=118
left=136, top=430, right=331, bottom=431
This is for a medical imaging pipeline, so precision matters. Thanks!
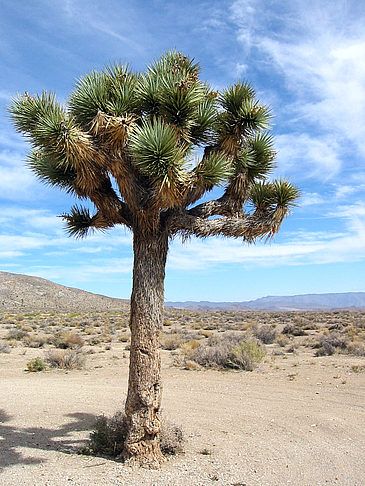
left=9, top=51, right=299, bottom=466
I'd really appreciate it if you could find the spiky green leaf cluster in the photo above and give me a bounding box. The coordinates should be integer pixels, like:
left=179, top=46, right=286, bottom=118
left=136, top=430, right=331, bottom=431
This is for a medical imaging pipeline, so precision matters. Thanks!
left=8, top=50, right=299, bottom=238
left=250, top=180, right=300, bottom=211
left=129, top=118, right=188, bottom=186
left=62, top=206, right=94, bottom=238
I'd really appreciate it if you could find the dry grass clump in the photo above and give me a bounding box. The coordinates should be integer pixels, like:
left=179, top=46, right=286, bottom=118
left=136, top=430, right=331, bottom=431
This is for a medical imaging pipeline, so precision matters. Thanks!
left=346, top=341, right=365, bottom=356
left=46, top=349, right=85, bottom=369
left=282, top=324, right=307, bottom=336
left=185, top=333, right=265, bottom=371
left=0, top=341, right=10, bottom=353
left=52, top=332, right=84, bottom=349
left=5, top=329, right=29, bottom=341
left=23, top=334, right=47, bottom=348
left=160, top=333, right=184, bottom=350
left=252, top=325, right=277, bottom=344
left=85, top=411, right=184, bottom=458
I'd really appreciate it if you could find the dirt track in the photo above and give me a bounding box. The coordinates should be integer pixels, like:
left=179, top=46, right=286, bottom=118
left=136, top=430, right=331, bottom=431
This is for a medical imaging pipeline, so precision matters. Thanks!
left=0, top=347, right=364, bottom=486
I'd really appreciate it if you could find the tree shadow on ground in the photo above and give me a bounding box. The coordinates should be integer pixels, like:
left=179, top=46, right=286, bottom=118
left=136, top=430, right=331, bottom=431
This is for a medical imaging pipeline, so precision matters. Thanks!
left=0, top=409, right=97, bottom=470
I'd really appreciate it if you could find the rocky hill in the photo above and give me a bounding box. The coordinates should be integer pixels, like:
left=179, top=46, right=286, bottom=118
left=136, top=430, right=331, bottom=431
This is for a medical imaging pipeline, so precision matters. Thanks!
left=0, top=271, right=128, bottom=313
left=2, top=271, right=364, bottom=313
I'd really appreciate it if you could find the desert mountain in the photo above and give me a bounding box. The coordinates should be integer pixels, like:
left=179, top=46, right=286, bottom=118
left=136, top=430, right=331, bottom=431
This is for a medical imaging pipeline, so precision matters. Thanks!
left=1, top=271, right=364, bottom=312
left=0, top=271, right=128, bottom=313
left=165, top=292, right=365, bottom=311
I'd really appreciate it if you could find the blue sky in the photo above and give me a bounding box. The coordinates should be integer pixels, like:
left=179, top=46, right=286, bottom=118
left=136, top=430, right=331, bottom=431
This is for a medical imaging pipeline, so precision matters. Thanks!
left=0, top=0, right=364, bottom=301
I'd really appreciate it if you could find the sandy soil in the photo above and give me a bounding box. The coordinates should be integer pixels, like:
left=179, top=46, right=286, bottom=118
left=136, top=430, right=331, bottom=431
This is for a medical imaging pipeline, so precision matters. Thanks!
left=0, top=346, right=364, bottom=486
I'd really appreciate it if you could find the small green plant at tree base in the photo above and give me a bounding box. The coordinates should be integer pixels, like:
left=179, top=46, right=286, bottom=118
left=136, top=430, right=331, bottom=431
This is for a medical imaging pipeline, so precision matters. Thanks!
left=26, top=357, right=46, bottom=372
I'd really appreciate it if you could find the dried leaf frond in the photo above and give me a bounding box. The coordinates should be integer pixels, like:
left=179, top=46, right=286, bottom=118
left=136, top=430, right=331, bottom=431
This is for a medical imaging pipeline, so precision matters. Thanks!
left=90, top=111, right=137, bottom=154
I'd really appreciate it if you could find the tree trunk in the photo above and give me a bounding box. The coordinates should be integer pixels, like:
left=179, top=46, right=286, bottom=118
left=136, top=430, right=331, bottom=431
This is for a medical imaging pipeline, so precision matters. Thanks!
left=124, top=229, right=168, bottom=467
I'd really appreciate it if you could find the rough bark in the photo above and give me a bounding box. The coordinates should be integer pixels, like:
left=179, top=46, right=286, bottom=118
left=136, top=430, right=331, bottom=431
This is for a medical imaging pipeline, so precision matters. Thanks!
left=124, top=229, right=168, bottom=467
left=168, top=211, right=276, bottom=239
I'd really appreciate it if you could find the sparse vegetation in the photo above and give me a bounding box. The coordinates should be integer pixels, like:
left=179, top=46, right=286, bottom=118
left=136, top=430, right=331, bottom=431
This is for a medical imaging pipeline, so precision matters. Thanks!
left=185, top=334, right=265, bottom=371
left=85, top=411, right=184, bottom=458
left=46, top=349, right=85, bottom=369
left=26, top=357, right=46, bottom=372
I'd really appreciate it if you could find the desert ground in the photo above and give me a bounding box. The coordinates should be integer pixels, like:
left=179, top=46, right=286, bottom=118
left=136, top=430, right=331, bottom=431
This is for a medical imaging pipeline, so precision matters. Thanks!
left=0, top=310, right=364, bottom=486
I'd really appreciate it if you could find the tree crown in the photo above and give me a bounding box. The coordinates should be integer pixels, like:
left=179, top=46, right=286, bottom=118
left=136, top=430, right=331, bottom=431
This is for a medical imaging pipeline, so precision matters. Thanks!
left=9, top=51, right=299, bottom=239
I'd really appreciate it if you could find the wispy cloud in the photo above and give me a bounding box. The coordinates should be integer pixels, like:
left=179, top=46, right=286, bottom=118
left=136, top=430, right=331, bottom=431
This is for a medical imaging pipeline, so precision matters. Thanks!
left=168, top=201, right=365, bottom=269
left=230, top=0, right=365, bottom=178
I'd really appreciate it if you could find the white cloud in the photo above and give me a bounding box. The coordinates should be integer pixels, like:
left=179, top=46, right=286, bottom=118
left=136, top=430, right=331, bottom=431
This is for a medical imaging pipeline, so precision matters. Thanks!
left=275, top=133, right=341, bottom=179
left=230, top=0, right=365, bottom=178
left=300, top=192, right=325, bottom=207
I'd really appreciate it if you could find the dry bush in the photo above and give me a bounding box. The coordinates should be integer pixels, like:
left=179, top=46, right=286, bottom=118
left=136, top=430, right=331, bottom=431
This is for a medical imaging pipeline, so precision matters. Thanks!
left=46, top=349, right=85, bottom=369
left=160, top=333, right=184, bottom=350
left=252, top=325, right=277, bottom=344
left=5, top=329, right=29, bottom=341
left=282, top=324, right=306, bottom=336
left=315, top=333, right=349, bottom=351
left=86, top=411, right=183, bottom=458
left=346, top=341, right=365, bottom=357
left=190, top=334, right=265, bottom=371
left=0, top=341, right=10, bottom=353
left=274, top=335, right=291, bottom=347
left=315, top=342, right=335, bottom=356
left=53, top=332, right=84, bottom=349
left=23, top=334, right=47, bottom=348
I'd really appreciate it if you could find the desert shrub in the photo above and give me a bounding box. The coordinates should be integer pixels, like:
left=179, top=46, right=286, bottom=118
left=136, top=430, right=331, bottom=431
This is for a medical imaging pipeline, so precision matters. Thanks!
left=315, top=333, right=348, bottom=351
left=346, top=341, right=365, bottom=357
left=160, top=333, right=184, bottom=350
left=52, top=332, right=84, bottom=349
left=191, top=334, right=264, bottom=371
left=26, top=357, right=46, bottom=372
left=282, top=324, right=306, bottom=336
left=5, top=329, right=29, bottom=341
left=274, top=335, right=291, bottom=347
left=229, top=341, right=265, bottom=370
left=252, top=325, right=277, bottom=344
left=180, top=340, right=200, bottom=357
left=46, top=349, right=85, bottom=369
left=315, top=342, right=335, bottom=356
left=23, top=334, right=47, bottom=348
left=118, top=333, right=130, bottom=342
left=0, top=342, right=10, bottom=353
left=86, top=412, right=183, bottom=457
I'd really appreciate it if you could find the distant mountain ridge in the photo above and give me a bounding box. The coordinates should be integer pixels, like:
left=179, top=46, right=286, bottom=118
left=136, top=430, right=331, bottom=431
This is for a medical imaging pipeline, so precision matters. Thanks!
left=1, top=271, right=364, bottom=312
left=0, top=271, right=128, bottom=312
left=165, top=292, right=365, bottom=311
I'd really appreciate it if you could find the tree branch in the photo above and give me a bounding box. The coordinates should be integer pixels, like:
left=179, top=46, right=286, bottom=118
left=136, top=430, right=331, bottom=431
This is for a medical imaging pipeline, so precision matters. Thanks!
left=169, top=208, right=287, bottom=240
